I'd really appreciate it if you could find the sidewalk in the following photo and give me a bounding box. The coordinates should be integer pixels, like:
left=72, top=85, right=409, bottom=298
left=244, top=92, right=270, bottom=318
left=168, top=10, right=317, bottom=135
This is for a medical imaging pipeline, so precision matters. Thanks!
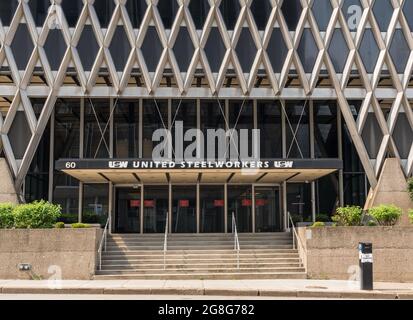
left=0, top=279, right=413, bottom=299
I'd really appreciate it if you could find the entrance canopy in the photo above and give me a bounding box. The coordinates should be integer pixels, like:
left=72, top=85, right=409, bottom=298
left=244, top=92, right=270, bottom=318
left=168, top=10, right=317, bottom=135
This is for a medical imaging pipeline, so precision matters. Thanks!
left=55, top=159, right=342, bottom=184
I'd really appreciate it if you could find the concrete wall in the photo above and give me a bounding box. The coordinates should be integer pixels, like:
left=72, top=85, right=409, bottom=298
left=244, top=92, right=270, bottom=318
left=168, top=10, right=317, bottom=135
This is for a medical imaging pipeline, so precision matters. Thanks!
left=0, top=228, right=103, bottom=280
left=298, top=227, right=413, bottom=282
left=0, top=158, right=18, bottom=203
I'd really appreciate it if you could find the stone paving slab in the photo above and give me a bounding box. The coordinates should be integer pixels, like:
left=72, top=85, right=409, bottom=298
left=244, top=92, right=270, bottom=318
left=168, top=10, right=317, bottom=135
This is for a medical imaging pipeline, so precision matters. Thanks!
left=0, top=279, right=412, bottom=299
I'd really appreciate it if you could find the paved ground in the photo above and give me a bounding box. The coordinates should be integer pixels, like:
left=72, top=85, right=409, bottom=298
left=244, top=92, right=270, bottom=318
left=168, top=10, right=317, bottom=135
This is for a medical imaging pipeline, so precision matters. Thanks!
left=0, top=279, right=412, bottom=299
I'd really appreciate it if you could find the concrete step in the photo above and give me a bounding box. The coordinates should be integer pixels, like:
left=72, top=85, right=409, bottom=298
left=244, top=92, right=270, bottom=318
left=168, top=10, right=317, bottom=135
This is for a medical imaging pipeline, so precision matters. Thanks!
left=102, top=249, right=299, bottom=256
left=96, top=266, right=306, bottom=274
left=105, top=245, right=293, bottom=251
left=101, top=262, right=302, bottom=270
left=93, top=272, right=307, bottom=280
left=102, top=257, right=301, bottom=264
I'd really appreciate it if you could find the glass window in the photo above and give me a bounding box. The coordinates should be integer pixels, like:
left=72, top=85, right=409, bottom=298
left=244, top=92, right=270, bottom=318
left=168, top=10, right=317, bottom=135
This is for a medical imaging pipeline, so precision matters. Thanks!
left=373, top=0, right=393, bottom=32
left=403, top=1, right=413, bottom=31
left=141, top=26, right=163, bottom=72
left=92, top=0, right=116, bottom=28
left=83, top=184, right=109, bottom=226
left=359, top=29, right=380, bottom=73
left=316, top=173, right=339, bottom=217
left=10, top=24, right=34, bottom=71
left=312, top=0, right=332, bottom=31
left=172, top=100, right=197, bottom=159
left=172, top=185, right=197, bottom=233
left=109, top=26, right=132, bottom=71
left=200, top=100, right=227, bottom=161
left=8, top=111, right=31, bottom=160
left=188, top=0, right=209, bottom=30
left=314, top=101, right=338, bottom=158
left=281, top=0, right=302, bottom=31
left=255, top=187, right=281, bottom=232
left=115, top=187, right=140, bottom=233
left=235, top=28, right=257, bottom=73
left=343, top=173, right=367, bottom=206
left=219, top=0, right=241, bottom=30
left=125, top=0, right=147, bottom=29
left=204, top=27, right=226, bottom=73
left=61, top=0, right=83, bottom=28
left=342, top=0, right=363, bottom=32
left=361, top=112, right=383, bottom=159
left=77, top=25, right=100, bottom=71
left=227, top=185, right=252, bottom=233
left=28, top=0, right=49, bottom=27
left=114, top=100, right=139, bottom=158
left=84, top=99, right=111, bottom=159
left=200, top=185, right=225, bottom=233
left=173, top=27, right=195, bottom=72
left=250, top=0, right=272, bottom=31
left=157, top=0, right=179, bottom=29
left=142, top=99, right=168, bottom=159
left=393, top=112, right=412, bottom=159
left=285, top=101, right=310, bottom=158
left=297, top=29, right=318, bottom=73
left=228, top=100, right=254, bottom=160
left=328, top=29, right=349, bottom=73
left=44, top=30, right=67, bottom=71
left=257, top=101, right=282, bottom=158
left=389, top=29, right=410, bottom=74
left=25, top=99, right=49, bottom=203
left=53, top=99, right=81, bottom=218
left=287, top=183, right=311, bottom=223
left=144, top=186, right=168, bottom=233
left=267, top=29, right=288, bottom=73
left=0, top=0, right=18, bottom=26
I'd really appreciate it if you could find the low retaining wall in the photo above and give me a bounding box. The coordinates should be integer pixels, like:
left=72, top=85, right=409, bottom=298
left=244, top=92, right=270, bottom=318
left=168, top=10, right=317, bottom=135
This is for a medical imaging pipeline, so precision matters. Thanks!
left=298, top=227, right=413, bottom=282
left=0, top=228, right=102, bottom=280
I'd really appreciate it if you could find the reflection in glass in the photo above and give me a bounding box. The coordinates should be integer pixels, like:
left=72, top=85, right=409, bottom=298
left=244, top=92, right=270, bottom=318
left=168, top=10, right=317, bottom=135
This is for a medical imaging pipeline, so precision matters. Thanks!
left=255, top=188, right=280, bottom=232
left=285, top=101, right=310, bottom=158
left=314, top=101, right=338, bottom=158
left=200, top=185, right=225, bottom=233
left=227, top=185, right=252, bottom=233
left=172, top=186, right=197, bottom=233
left=115, top=187, right=140, bottom=233
left=144, top=186, right=168, bottom=233
left=142, top=100, right=168, bottom=159
left=114, top=100, right=139, bottom=158
left=83, top=184, right=109, bottom=226
left=287, top=183, right=311, bottom=223
left=257, top=101, right=282, bottom=159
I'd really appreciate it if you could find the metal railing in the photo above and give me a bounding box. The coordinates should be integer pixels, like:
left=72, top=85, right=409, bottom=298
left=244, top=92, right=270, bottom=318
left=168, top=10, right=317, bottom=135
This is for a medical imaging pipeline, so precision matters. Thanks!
left=231, top=212, right=240, bottom=270
left=163, top=213, right=169, bottom=270
left=287, top=212, right=307, bottom=270
left=97, top=218, right=110, bottom=271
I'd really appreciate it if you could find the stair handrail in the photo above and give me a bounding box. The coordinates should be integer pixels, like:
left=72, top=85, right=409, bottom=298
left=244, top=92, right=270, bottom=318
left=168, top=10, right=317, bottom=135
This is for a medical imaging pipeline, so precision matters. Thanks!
left=287, top=212, right=307, bottom=270
left=97, top=217, right=110, bottom=271
left=163, top=213, right=168, bottom=270
left=231, top=212, right=240, bottom=270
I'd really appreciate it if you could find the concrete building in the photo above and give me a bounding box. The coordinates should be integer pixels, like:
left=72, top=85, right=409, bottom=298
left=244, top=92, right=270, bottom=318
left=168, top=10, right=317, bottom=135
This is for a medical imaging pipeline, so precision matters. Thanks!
left=0, top=0, right=412, bottom=277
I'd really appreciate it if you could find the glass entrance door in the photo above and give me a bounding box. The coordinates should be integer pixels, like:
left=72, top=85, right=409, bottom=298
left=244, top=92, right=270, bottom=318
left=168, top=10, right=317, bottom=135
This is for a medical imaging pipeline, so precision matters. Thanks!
left=255, top=187, right=281, bottom=232
left=115, top=187, right=141, bottom=233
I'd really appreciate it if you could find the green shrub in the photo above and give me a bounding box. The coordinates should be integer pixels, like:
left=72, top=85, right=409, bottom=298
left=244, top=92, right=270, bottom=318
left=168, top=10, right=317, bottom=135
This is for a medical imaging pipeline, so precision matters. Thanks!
left=408, top=178, right=413, bottom=202
left=409, top=210, right=413, bottom=224
left=71, top=223, right=90, bottom=228
left=0, top=203, right=15, bottom=228
left=368, top=204, right=402, bottom=226
left=332, top=206, right=363, bottom=226
left=13, top=201, right=61, bottom=229
left=54, top=222, right=65, bottom=229
left=367, top=220, right=378, bottom=227
left=311, top=222, right=325, bottom=228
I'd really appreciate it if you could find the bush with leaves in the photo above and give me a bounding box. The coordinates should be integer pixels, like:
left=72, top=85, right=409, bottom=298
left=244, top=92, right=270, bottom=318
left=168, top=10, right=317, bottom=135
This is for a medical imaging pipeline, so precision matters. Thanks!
left=311, top=222, right=325, bottom=228
left=408, top=178, right=413, bottom=202
left=0, top=203, right=15, bottom=228
left=71, top=223, right=90, bottom=228
left=409, top=210, right=413, bottom=224
left=315, top=214, right=331, bottom=222
left=368, top=204, right=402, bottom=226
left=13, top=201, right=61, bottom=229
left=54, top=222, right=65, bottom=229
left=332, top=206, right=363, bottom=226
